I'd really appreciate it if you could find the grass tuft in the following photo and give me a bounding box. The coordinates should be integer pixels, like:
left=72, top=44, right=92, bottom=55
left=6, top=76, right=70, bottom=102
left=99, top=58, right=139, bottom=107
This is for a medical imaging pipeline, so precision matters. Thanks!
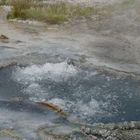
left=7, top=0, right=95, bottom=24
left=7, top=0, right=33, bottom=19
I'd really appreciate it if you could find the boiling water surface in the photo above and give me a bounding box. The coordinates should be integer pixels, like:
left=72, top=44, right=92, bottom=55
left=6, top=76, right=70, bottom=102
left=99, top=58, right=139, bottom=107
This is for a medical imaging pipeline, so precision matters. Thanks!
left=0, top=61, right=140, bottom=129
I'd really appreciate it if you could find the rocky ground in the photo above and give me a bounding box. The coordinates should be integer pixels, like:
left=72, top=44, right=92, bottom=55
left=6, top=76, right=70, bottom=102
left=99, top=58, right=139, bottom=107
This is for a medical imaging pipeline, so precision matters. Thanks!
left=39, top=121, right=140, bottom=140
left=0, top=0, right=140, bottom=139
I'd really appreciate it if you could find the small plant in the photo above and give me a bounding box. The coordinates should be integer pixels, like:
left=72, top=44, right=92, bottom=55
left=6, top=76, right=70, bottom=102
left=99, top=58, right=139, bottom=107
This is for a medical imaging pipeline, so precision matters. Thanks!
left=8, top=0, right=33, bottom=19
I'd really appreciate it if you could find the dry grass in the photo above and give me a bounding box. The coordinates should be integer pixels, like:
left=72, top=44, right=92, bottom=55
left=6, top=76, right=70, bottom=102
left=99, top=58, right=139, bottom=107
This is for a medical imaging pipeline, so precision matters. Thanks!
left=7, top=0, right=95, bottom=24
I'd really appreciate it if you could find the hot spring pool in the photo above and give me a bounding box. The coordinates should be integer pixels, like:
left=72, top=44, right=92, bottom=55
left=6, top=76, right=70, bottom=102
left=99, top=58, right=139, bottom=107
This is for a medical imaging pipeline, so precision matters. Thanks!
left=0, top=61, right=140, bottom=127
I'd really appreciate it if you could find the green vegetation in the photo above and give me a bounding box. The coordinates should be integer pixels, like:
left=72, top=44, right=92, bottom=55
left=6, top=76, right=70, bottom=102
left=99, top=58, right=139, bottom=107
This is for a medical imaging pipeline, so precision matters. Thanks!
left=7, top=0, right=33, bottom=19
left=0, top=0, right=7, bottom=5
left=0, top=0, right=12, bottom=5
left=7, top=0, right=95, bottom=24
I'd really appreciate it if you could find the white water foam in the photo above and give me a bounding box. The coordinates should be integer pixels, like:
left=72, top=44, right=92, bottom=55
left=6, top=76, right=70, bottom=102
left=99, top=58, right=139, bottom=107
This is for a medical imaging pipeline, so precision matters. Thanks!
left=13, top=61, right=77, bottom=84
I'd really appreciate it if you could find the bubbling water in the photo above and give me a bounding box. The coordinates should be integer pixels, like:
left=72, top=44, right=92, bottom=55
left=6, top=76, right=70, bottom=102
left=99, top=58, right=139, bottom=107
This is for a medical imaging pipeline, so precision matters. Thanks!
left=13, top=61, right=78, bottom=84
left=11, top=61, right=140, bottom=124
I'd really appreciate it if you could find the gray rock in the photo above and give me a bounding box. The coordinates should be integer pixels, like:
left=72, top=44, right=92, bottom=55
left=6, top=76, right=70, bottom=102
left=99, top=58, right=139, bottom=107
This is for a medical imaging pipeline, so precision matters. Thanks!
left=80, top=121, right=140, bottom=140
